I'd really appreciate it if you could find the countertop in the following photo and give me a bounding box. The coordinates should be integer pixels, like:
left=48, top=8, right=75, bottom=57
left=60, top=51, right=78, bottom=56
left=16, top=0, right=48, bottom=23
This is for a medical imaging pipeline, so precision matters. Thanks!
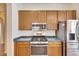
left=14, top=36, right=62, bottom=42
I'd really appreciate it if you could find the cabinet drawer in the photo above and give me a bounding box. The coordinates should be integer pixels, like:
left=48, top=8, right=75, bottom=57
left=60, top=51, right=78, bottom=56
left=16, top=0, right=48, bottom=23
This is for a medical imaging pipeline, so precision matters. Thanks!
left=16, top=42, right=30, bottom=45
left=16, top=44, right=30, bottom=47
left=48, top=42, right=61, bottom=47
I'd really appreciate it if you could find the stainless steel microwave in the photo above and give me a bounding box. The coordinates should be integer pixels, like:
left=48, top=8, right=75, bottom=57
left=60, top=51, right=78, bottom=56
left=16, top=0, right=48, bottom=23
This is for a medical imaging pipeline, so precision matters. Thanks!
left=32, top=23, right=47, bottom=31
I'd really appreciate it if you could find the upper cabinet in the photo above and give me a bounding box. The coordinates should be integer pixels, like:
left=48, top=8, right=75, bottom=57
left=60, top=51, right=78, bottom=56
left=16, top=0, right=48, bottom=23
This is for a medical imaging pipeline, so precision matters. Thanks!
left=32, top=11, right=46, bottom=23
left=58, top=11, right=67, bottom=21
left=47, top=11, right=58, bottom=30
left=19, top=11, right=46, bottom=30
left=67, top=10, right=76, bottom=20
left=19, top=11, right=33, bottom=30
left=38, top=11, right=46, bottom=23
left=19, top=10, right=76, bottom=30
left=32, top=11, right=39, bottom=23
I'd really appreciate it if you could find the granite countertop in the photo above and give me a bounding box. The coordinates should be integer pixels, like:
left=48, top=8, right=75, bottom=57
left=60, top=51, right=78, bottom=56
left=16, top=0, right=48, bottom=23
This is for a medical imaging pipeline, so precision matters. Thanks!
left=14, top=36, right=32, bottom=42
left=14, top=36, right=62, bottom=42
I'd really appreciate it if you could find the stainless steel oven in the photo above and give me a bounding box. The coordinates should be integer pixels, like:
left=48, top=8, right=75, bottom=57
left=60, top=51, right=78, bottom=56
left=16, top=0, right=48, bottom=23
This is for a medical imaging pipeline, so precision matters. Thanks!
left=30, top=42, right=48, bottom=56
left=30, top=36, right=48, bottom=56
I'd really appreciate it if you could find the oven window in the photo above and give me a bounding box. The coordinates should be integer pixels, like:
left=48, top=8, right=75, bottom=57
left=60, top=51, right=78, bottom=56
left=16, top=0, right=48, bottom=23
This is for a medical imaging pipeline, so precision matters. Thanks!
left=31, top=46, right=47, bottom=55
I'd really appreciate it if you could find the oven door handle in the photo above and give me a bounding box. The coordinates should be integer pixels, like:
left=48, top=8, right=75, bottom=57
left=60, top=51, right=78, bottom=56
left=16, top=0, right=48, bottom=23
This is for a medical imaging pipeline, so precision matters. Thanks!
left=31, top=45, right=48, bottom=47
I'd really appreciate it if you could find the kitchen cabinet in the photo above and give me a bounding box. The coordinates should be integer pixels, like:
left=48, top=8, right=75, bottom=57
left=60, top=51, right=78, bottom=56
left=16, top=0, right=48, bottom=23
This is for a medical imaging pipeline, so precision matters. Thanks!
left=38, top=11, right=46, bottom=23
left=14, top=41, right=30, bottom=56
left=67, top=10, right=76, bottom=20
left=32, top=11, right=46, bottom=23
left=48, top=41, right=62, bottom=56
left=47, top=11, right=58, bottom=30
left=19, top=10, right=76, bottom=30
left=32, top=11, right=38, bottom=23
left=58, top=11, right=67, bottom=21
left=19, top=11, right=33, bottom=30
left=19, top=11, right=46, bottom=30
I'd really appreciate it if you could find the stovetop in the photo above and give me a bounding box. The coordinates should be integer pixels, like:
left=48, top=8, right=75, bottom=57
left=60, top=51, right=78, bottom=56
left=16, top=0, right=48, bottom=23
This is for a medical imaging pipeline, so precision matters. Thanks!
left=31, top=36, right=48, bottom=42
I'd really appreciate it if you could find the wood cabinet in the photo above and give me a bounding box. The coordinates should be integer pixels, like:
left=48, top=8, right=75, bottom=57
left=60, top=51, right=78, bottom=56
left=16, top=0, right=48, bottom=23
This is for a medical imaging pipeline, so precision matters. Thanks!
left=32, top=11, right=38, bottom=23
left=19, top=11, right=46, bottom=30
left=19, top=11, right=33, bottom=30
left=58, top=10, right=76, bottom=21
left=48, top=41, right=62, bottom=56
left=14, top=41, right=30, bottom=56
left=47, top=11, right=58, bottom=30
left=38, top=11, right=46, bottom=23
left=58, top=11, right=67, bottom=21
left=67, top=10, right=76, bottom=20
left=32, top=11, right=46, bottom=23
left=19, top=10, right=76, bottom=30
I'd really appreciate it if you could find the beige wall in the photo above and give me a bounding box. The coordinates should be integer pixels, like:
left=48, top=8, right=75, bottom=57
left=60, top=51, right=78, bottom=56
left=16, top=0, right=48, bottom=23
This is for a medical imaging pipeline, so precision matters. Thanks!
left=7, top=3, right=79, bottom=56
left=7, top=3, right=12, bottom=56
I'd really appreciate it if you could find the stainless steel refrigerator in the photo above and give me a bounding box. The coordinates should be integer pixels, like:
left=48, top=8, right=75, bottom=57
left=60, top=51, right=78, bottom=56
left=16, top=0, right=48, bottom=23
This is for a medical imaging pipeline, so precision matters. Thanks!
left=67, top=20, right=79, bottom=56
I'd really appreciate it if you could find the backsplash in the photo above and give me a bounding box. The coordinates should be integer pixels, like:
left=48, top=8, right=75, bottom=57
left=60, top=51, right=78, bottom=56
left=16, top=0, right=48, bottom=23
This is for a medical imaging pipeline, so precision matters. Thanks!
left=16, top=30, right=56, bottom=38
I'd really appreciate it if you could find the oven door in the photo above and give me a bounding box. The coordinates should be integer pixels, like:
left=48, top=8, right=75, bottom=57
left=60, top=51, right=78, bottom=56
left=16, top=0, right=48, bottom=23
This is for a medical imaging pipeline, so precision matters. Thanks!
left=31, top=45, right=48, bottom=56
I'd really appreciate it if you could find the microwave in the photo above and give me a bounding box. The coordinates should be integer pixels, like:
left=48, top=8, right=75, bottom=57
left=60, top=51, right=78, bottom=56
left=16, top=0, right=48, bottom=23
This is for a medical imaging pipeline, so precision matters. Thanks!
left=32, top=23, right=47, bottom=31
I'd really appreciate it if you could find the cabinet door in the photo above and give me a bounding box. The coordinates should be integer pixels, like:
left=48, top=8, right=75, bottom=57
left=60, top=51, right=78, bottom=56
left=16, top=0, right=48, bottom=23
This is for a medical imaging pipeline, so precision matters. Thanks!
left=19, top=11, right=33, bottom=30
left=58, top=11, right=66, bottom=21
left=38, top=11, right=46, bottom=23
left=67, top=10, right=76, bottom=20
left=48, top=42, right=62, bottom=56
left=32, top=11, right=46, bottom=23
left=14, top=42, right=30, bottom=56
left=16, top=45, right=30, bottom=56
left=32, top=11, right=38, bottom=23
left=47, top=11, right=58, bottom=30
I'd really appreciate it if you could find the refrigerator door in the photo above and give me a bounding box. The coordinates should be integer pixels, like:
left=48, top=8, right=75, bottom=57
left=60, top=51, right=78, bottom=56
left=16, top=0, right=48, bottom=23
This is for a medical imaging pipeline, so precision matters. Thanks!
left=67, top=20, right=79, bottom=56
left=76, top=20, right=79, bottom=50
left=67, top=20, right=78, bottom=42
left=76, top=20, right=79, bottom=41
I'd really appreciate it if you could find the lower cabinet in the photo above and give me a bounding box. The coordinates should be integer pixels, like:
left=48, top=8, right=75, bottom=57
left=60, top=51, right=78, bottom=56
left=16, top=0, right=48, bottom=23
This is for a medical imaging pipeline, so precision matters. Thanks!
left=48, top=41, right=62, bottom=56
left=14, top=41, right=30, bottom=56
left=14, top=41, right=63, bottom=56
